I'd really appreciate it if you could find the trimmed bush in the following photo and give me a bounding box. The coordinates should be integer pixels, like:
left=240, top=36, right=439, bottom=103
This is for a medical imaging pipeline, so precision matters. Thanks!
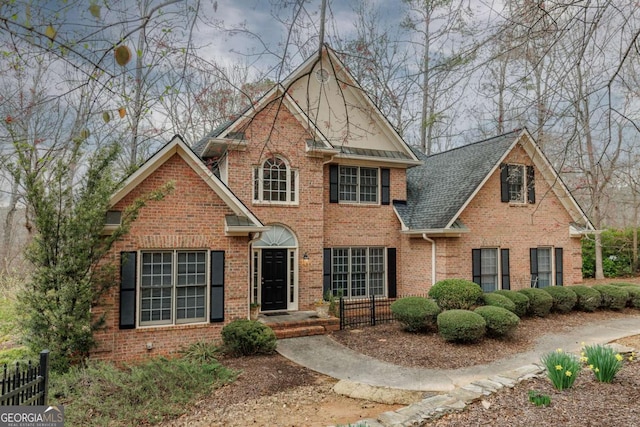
left=593, top=285, right=628, bottom=311
left=437, top=309, right=486, bottom=343
left=542, top=286, right=577, bottom=313
left=493, top=290, right=530, bottom=317
left=610, top=283, right=640, bottom=309
left=481, top=293, right=517, bottom=314
left=517, top=288, right=553, bottom=317
left=428, top=279, right=483, bottom=310
left=221, top=319, right=277, bottom=356
left=474, top=306, right=520, bottom=337
left=569, top=285, right=601, bottom=312
left=390, top=297, right=441, bottom=332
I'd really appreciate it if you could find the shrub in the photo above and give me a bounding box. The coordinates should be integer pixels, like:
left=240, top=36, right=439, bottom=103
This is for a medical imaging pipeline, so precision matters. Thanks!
left=428, top=279, right=483, bottom=310
left=437, top=309, right=486, bottom=343
left=592, top=285, right=628, bottom=311
left=390, top=297, right=441, bottom=332
left=569, top=286, right=601, bottom=312
left=481, top=293, right=517, bottom=313
left=180, top=341, right=221, bottom=364
left=542, top=287, right=577, bottom=313
left=221, top=320, right=277, bottom=356
left=541, top=348, right=581, bottom=390
left=517, top=288, right=553, bottom=317
left=474, top=306, right=520, bottom=337
left=493, top=290, right=530, bottom=317
left=610, top=283, right=640, bottom=309
left=582, top=344, right=625, bottom=383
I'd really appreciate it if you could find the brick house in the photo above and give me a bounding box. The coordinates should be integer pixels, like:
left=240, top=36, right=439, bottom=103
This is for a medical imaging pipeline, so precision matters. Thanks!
left=94, top=47, right=593, bottom=361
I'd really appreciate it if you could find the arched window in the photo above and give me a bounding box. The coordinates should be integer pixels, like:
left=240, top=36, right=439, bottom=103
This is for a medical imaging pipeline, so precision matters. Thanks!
left=253, top=156, right=298, bottom=203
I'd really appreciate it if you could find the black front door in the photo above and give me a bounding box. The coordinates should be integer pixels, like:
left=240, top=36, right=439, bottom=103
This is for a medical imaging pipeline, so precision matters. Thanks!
left=261, top=249, right=288, bottom=311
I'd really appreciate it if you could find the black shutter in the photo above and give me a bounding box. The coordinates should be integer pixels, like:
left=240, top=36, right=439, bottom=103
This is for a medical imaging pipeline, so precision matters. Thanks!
left=387, top=248, right=397, bottom=298
left=210, top=251, right=225, bottom=322
left=323, top=248, right=332, bottom=297
left=500, top=164, right=509, bottom=203
left=527, top=165, right=535, bottom=204
left=329, top=165, right=339, bottom=203
left=501, top=249, right=510, bottom=290
left=555, top=247, right=564, bottom=286
left=472, top=249, right=481, bottom=285
left=530, top=248, right=539, bottom=287
left=381, top=168, right=390, bottom=205
left=119, top=251, right=137, bottom=329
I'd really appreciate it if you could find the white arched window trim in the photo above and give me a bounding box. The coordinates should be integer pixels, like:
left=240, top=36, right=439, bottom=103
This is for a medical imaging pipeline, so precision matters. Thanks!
left=253, top=156, right=298, bottom=205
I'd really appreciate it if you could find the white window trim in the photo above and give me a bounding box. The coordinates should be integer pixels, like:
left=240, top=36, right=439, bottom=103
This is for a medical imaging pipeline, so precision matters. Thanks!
left=338, top=166, right=381, bottom=205
left=138, top=249, right=210, bottom=328
left=253, top=156, right=299, bottom=205
left=479, top=247, right=501, bottom=292
left=535, top=246, right=555, bottom=288
left=251, top=248, right=299, bottom=311
left=331, top=246, right=387, bottom=298
left=507, top=163, right=531, bottom=205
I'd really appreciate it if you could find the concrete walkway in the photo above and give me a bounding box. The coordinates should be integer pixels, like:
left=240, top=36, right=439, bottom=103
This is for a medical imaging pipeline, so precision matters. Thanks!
left=277, top=315, right=640, bottom=426
left=277, top=315, right=640, bottom=392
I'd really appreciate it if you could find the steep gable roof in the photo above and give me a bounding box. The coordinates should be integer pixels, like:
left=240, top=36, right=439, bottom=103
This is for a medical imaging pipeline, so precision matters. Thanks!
left=110, top=135, right=266, bottom=236
left=394, top=129, right=593, bottom=234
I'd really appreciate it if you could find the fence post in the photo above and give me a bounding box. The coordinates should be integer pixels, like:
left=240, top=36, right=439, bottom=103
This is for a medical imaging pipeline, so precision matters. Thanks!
left=39, top=350, right=50, bottom=406
left=371, top=295, right=376, bottom=326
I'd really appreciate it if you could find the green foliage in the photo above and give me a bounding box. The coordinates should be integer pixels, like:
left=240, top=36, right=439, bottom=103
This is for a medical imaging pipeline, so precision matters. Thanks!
left=428, top=279, right=483, bottom=310
left=541, top=349, right=581, bottom=390
left=528, top=390, right=551, bottom=407
left=481, top=293, right=516, bottom=313
left=179, top=341, right=221, bottom=364
left=474, top=306, right=520, bottom=337
left=582, top=344, right=625, bottom=383
left=542, top=287, right=577, bottom=313
left=568, top=286, right=601, bottom=312
left=221, top=319, right=277, bottom=356
left=437, top=309, right=486, bottom=343
left=13, top=142, right=174, bottom=372
left=592, top=285, right=628, bottom=310
left=582, top=229, right=635, bottom=278
left=493, top=290, right=530, bottom=317
left=517, top=288, right=553, bottom=317
left=609, top=283, right=640, bottom=308
left=390, top=297, right=441, bottom=332
left=51, top=357, right=235, bottom=426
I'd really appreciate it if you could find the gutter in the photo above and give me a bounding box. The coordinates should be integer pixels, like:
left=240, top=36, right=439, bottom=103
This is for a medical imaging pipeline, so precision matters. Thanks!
left=422, top=234, right=436, bottom=285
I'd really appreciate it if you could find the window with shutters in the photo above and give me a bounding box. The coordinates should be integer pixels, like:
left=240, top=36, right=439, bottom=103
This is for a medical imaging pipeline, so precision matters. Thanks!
left=501, top=164, right=535, bottom=204
left=338, top=166, right=378, bottom=204
left=531, top=247, right=561, bottom=288
left=253, top=156, right=298, bottom=204
left=331, top=247, right=385, bottom=298
left=140, top=250, right=208, bottom=326
left=472, top=248, right=510, bottom=292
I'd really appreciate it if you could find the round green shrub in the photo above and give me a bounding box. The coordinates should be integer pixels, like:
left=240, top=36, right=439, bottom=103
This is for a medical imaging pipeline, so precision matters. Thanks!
left=610, top=283, right=640, bottom=308
left=481, top=293, right=517, bottom=314
left=569, top=285, right=601, bottom=312
left=474, top=306, right=520, bottom=337
left=593, top=285, right=629, bottom=311
left=221, top=319, right=277, bottom=356
left=428, top=279, right=483, bottom=310
left=390, top=297, right=441, bottom=332
left=493, top=290, right=530, bottom=317
left=516, top=288, right=553, bottom=317
left=609, top=282, right=640, bottom=288
left=542, top=286, right=577, bottom=313
left=437, top=309, right=486, bottom=343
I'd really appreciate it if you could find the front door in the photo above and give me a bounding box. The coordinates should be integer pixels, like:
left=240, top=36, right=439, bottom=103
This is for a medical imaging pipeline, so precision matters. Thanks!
left=261, top=249, right=288, bottom=311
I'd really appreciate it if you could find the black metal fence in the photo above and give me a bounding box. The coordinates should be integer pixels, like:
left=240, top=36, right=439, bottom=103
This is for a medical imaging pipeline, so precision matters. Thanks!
left=339, top=295, right=397, bottom=329
left=0, top=350, right=50, bottom=406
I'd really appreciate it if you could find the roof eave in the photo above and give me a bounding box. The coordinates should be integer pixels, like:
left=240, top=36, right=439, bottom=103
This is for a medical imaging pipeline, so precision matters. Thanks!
left=333, top=153, right=423, bottom=167
left=400, top=228, right=470, bottom=237
left=225, top=225, right=270, bottom=237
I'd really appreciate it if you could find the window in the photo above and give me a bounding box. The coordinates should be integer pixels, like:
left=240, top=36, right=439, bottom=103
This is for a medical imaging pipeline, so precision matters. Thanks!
left=331, top=247, right=385, bottom=298
left=472, top=248, right=510, bottom=292
left=140, top=251, right=207, bottom=325
left=338, top=166, right=378, bottom=203
left=531, top=247, right=563, bottom=288
left=500, top=164, right=535, bottom=204
left=253, top=156, right=297, bottom=203
left=536, top=248, right=552, bottom=288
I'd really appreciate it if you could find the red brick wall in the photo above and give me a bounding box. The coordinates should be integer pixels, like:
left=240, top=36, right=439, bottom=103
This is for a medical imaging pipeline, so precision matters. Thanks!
left=93, top=153, right=250, bottom=363
left=398, top=143, right=583, bottom=293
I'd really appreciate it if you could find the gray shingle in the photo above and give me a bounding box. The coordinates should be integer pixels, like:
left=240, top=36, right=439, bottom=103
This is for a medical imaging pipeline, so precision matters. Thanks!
left=397, top=130, right=521, bottom=230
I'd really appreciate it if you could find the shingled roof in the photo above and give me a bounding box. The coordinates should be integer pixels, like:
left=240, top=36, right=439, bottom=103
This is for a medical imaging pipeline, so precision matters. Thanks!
left=395, top=130, right=522, bottom=231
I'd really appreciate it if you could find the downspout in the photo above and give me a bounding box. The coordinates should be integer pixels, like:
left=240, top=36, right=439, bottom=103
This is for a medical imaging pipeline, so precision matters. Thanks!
left=422, top=234, right=436, bottom=285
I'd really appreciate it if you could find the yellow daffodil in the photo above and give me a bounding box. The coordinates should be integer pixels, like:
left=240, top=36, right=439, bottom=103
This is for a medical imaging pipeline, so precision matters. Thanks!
left=595, top=367, right=600, bottom=373
left=581, top=341, right=586, bottom=346
left=615, top=354, right=624, bottom=362
left=588, top=364, right=594, bottom=370
left=556, top=348, right=563, bottom=353
left=555, top=365, right=563, bottom=371
left=629, top=356, right=634, bottom=362
left=565, top=371, right=572, bottom=377
left=580, top=356, right=588, bottom=363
